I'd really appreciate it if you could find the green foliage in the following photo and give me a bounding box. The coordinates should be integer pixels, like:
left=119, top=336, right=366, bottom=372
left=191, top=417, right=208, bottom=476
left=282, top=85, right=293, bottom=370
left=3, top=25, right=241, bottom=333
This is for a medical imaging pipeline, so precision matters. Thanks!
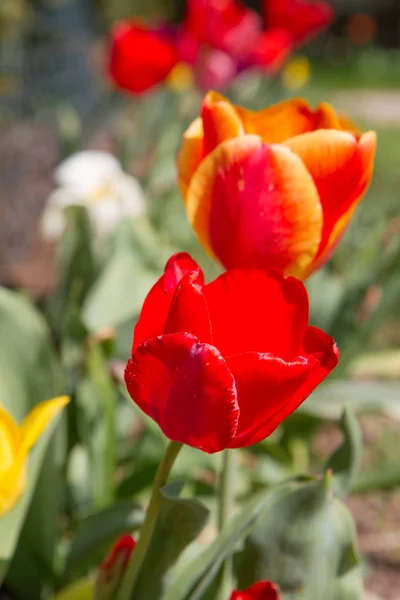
left=162, top=484, right=291, bottom=600
left=0, top=409, right=65, bottom=587
left=82, top=220, right=157, bottom=333
left=325, top=408, right=362, bottom=500
left=64, top=501, right=144, bottom=578
left=133, top=481, right=210, bottom=600
left=0, top=288, right=66, bottom=596
left=235, top=475, right=363, bottom=600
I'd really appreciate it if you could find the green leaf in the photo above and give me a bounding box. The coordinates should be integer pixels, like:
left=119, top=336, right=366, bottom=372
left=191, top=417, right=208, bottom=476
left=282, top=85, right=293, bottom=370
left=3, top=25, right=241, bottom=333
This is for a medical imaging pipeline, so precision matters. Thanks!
left=47, top=205, right=98, bottom=336
left=324, top=408, right=362, bottom=499
left=82, top=224, right=157, bottom=332
left=161, top=484, right=290, bottom=600
left=0, top=410, right=65, bottom=586
left=55, top=576, right=94, bottom=600
left=133, top=481, right=210, bottom=600
left=302, top=380, right=400, bottom=420
left=0, top=288, right=65, bottom=597
left=353, top=463, right=400, bottom=494
left=236, top=476, right=363, bottom=600
left=0, top=288, right=62, bottom=417
left=307, top=270, right=345, bottom=333
left=64, top=501, right=144, bottom=578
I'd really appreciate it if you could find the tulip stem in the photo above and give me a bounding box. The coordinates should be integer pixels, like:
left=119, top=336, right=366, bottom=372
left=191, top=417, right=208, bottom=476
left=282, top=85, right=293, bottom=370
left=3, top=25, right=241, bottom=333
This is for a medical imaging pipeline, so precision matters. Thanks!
left=217, top=449, right=236, bottom=598
left=116, top=440, right=183, bottom=600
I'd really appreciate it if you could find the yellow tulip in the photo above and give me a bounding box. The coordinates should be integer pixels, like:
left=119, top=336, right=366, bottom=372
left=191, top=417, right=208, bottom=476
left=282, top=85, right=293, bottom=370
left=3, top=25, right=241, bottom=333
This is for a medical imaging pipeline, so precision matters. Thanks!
left=0, top=396, right=70, bottom=517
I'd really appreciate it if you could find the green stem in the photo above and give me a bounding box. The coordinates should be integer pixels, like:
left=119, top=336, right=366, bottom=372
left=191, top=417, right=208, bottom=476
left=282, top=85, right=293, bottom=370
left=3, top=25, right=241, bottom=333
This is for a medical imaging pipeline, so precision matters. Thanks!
left=116, top=441, right=183, bottom=600
left=217, top=450, right=236, bottom=598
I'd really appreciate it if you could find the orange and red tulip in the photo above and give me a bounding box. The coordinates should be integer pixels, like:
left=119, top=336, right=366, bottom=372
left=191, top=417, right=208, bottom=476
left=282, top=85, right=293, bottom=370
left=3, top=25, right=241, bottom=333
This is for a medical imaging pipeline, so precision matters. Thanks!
left=177, top=92, right=376, bottom=279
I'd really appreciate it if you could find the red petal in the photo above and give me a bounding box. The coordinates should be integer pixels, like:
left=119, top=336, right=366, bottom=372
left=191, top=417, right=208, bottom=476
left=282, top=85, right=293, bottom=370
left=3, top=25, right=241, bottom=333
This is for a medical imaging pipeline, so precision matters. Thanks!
left=133, top=253, right=204, bottom=349
left=264, top=0, right=334, bottom=46
left=164, top=273, right=213, bottom=344
left=230, top=581, right=281, bottom=600
left=226, top=329, right=338, bottom=448
left=204, top=269, right=309, bottom=360
left=247, top=28, right=293, bottom=73
left=100, top=535, right=136, bottom=572
left=125, top=333, right=239, bottom=453
left=109, top=21, right=179, bottom=94
left=183, top=0, right=262, bottom=59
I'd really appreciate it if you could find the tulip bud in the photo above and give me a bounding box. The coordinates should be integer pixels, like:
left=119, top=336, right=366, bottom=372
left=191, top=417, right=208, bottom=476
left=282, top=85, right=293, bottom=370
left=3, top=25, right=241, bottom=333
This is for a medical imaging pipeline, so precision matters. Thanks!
left=95, top=535, right=135, bottom=600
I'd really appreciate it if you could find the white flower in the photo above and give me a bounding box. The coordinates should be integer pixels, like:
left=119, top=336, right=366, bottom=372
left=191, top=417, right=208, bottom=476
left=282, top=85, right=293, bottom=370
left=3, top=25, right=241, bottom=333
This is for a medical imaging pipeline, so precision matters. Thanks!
left=41, top=151, right=146, bottom=240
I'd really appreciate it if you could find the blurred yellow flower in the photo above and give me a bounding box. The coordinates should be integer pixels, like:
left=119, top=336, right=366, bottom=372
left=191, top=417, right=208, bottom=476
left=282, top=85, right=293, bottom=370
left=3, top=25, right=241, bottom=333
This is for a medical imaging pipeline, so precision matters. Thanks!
left=166, top=62, right=195, bottom=93
left=282, top=56, right=311, bottom=90
left=0, top=396, right=70, bottom=517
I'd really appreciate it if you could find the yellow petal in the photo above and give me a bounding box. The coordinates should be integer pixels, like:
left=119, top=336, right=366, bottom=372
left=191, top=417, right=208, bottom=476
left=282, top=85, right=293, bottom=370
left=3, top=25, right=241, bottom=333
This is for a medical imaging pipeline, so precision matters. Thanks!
left=0, top=459, right=26, bottom=517
left=19, top=396, right=70, bottom=456
left=0, top=396, right=69, bottom=517
left=0, top=406, right=20, bottom=475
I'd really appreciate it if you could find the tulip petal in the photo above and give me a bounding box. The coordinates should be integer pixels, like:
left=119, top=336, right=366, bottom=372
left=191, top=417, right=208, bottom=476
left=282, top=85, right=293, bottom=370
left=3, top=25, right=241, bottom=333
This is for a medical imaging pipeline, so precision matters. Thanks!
left=313, top=102, right=342, bottom=129
left=134, top=253, right=204, bottom=349
left=246, top=27, right=293, bottom=73
left=204, top=268, right=309, bottom=360
left=226, top=353, right=316, bottom=447
left=19, top=396, right=70, bottom=456
left=177, top=117, right=204, bottom=198
left=0, top=407, right=20, bottom=474
left=230, top=581, right=281, bottom=600
left=201, top=91, right=245, bottom=155
left=125, top=333, right=239, bottom=453
left=109, top=22, right=179, bottom=94
left=227, top=330, right=338, bottom=447
left=264, top=0, right=334, bottom=45
left=284, top=129, right=376, bottom=272
left=164, top=273, right=213, bottom=344
left=186, top=134, right=322, bottom=277
left=236, top=98, right=339, bottom=144
left=0, top=460, right=26, bottom=517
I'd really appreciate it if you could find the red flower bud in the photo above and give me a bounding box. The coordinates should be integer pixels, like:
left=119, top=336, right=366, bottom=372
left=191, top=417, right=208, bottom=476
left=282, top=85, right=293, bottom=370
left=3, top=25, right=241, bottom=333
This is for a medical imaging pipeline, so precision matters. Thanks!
left=230, top=580, right=281, bottom=600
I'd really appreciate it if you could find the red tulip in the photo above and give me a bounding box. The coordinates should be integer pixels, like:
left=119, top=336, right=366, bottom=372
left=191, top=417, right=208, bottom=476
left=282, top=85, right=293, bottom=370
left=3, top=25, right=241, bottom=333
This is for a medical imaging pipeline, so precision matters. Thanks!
left=125, top=253, right=338, bottom=454
left=264, top=0, right=334, bottom=45
left=109, top=0, right=294, bottom=94
left=230, top=581, right=281, bottom=600
left=109, top=21, right=179, bottom=94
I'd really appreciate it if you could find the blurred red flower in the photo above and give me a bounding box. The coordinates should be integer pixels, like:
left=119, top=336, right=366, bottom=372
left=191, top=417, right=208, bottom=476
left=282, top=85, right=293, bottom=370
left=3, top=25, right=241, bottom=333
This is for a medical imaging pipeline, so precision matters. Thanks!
left=110, top=22, right=179, bottom=94
left=263, top=0, right=334, bottom=45
left=109, top=0, right=295, bottom=94
left=125, top=253, right=338, bottom=454
left=230, top=581, right=281, bottom=600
